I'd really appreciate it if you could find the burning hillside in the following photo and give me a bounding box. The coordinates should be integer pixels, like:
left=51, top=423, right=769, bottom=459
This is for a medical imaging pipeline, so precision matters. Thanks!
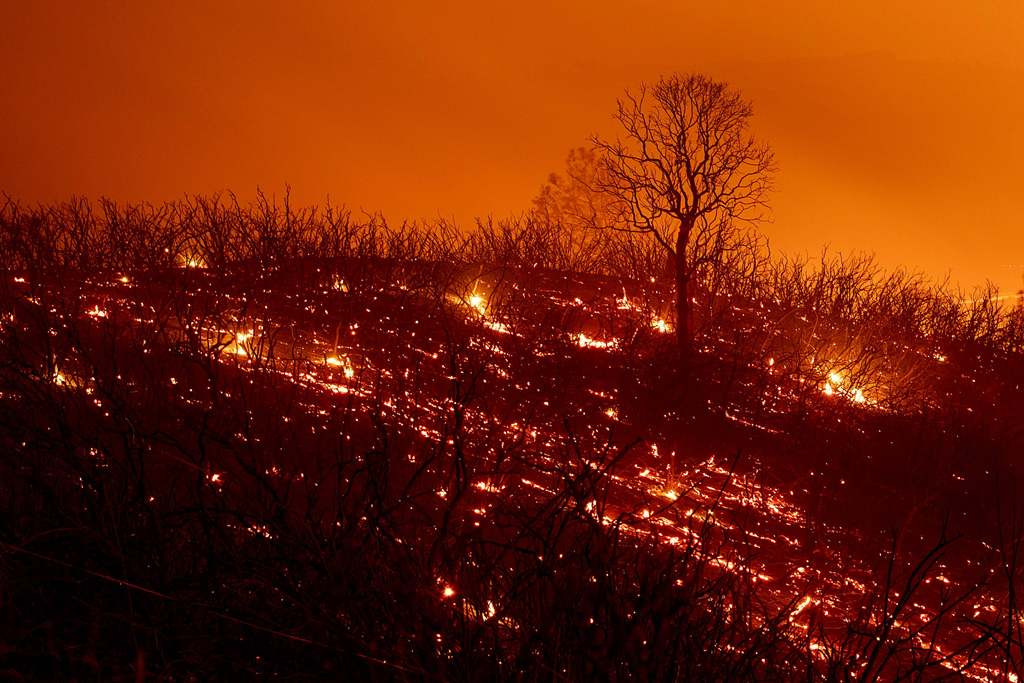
left=0, top=197, right=1023, bottom=679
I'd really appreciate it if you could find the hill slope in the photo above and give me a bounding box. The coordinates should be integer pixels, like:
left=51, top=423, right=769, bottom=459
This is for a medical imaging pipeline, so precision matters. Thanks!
left=0, top=255, right=1022, bottom=679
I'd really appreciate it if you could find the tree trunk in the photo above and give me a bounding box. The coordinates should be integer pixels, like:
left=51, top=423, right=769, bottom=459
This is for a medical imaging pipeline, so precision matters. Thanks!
left=675, top=224, right=693, bottom=354
left=675, top=262, right=691, bottom=352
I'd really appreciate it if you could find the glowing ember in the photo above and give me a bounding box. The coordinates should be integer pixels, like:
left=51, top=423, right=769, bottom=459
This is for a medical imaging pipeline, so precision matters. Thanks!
left=617, top=291, right=637, bottom=311
left=483, top=319, right=510, bottom=334
left=790, top=595, right=814, bottom=619
left=574, top=333, right=618, bottom=350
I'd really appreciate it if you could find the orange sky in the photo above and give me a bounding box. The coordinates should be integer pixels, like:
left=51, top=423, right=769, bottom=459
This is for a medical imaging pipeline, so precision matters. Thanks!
left=2, top=1, right=1022, bottom=293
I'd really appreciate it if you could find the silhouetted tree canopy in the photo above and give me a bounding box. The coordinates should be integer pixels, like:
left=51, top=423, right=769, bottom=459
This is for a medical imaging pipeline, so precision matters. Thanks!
left=589, top=73, right=775, bottom=351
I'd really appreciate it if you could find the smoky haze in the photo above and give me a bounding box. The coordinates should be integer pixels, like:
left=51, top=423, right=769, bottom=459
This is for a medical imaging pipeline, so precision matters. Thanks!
left=2, top=0, right=1022, bottom=293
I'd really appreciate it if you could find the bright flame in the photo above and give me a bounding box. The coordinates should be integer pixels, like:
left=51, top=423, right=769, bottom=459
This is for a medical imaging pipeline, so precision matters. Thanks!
left=224, top=329, right=255, bottom=357
left=822, top=370, right=870, bottom=405
left=326, top=355, right=356, bottom=378
left=451, top=286, right=513, bottom=335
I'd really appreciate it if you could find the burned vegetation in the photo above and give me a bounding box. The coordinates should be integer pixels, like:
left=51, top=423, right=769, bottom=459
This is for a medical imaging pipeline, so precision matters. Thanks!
left=0, top=192, right=1023, bottom=680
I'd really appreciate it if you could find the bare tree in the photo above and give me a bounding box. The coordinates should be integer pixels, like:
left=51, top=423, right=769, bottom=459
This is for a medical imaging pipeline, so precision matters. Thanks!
left=590, top=73, right=775, bottom=352
left=533, top=147, right=619, bottom=232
